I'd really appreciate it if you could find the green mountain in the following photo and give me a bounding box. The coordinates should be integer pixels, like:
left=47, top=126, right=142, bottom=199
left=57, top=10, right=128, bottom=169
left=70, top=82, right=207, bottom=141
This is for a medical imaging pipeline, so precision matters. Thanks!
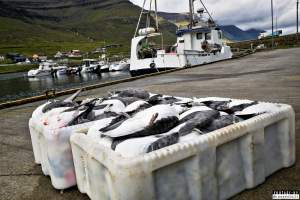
left=0, top=0, right=176, bottom=56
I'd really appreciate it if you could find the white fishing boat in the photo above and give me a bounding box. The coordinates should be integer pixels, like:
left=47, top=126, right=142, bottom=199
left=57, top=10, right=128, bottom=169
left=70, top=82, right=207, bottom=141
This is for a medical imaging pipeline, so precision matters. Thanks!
left=109, top=59, right=130, bottom=72
left=130, top=0, right=233, bottom=76
left=28, top=61, right=56, bottom=77
left=81, top=59, right=100, bottom=73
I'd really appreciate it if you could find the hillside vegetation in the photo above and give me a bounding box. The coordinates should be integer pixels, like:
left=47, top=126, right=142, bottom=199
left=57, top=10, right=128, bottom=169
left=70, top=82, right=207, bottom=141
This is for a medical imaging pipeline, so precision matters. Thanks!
left=0, top=0, right=177, bottom=56
left=229, top=34, right=300, bottom=49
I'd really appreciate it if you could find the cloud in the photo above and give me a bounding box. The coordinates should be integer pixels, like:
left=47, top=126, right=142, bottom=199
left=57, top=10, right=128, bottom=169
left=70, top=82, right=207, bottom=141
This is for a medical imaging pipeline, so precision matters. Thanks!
left=129, top=0, right=297, bottom=34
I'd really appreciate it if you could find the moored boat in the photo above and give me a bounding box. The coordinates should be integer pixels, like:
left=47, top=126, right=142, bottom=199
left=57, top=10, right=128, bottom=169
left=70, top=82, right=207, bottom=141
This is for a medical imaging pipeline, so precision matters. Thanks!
left=81, top=59, right=100, bottom=73
left=101, top=64, right=110, bottom=72
left=28, top=61, right=56, bottom=77
left=56, top=66, right=69, bottom=75
left=130, top=0, right=233, bottom=76
left=109, top=59, right=130, bottom=72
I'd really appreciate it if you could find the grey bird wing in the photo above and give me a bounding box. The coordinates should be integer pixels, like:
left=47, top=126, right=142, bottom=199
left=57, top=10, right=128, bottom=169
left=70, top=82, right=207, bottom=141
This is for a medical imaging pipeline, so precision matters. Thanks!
left=64, top=88, right=83, bottom=102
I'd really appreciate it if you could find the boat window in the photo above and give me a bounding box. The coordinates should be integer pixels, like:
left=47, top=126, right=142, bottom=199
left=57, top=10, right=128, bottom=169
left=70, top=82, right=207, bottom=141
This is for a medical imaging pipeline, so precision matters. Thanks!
left=179, top=40, right=184, bottom=43
left=196, top=33, right=203, bottom=40
left=205, top=33, right=211, bottom=40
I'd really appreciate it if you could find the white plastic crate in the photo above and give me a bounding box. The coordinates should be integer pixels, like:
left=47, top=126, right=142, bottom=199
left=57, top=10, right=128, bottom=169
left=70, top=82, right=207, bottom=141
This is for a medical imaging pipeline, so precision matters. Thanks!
left=29, top=117, right=101, bottom=189
left=29, top=117, right=43, bottom=164
left=29, top=102, right=52, bottom=165
left=70, top=101, right=295, bottom=200
left=27, top=95, right=121, bottom=189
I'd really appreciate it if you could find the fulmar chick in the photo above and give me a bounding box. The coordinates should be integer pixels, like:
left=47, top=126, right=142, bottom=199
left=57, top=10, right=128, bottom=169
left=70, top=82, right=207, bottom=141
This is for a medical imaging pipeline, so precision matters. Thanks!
left=101, top=104, right=179, bottom=139
left=148, top=94, right=181, bottom=105
left=42, top=89, right=83, bottom=113
left=113, top=88, right=150, bottom=100
left=124, top=100, right=152, bottom=115
left=113, top=128, right=180, bottom=158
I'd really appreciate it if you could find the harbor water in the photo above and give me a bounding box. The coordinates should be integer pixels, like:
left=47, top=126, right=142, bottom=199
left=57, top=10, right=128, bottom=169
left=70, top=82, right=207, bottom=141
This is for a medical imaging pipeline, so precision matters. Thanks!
left=0, top=71, right=130, bottom=103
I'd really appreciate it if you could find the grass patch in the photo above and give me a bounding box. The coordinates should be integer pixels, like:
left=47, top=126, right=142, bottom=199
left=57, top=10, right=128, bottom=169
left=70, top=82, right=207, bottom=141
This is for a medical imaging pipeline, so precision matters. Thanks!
left=0, top=58, right=13, bottom=64
left=229, top=34, right=300, bottom=50
left=0, top=1, right=176, bottom=58
left=0, top=64, right=38, bottom=74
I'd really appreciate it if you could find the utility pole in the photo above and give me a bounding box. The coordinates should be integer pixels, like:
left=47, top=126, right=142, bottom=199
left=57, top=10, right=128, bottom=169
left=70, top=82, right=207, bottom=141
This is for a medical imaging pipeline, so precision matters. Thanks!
left=297, top=0, right=299, bottom=34
left=271, top=0, right=274, bottom=49
left=297, top=0, right=299, bottom=43
left=189, top=0, right=194, bottom=28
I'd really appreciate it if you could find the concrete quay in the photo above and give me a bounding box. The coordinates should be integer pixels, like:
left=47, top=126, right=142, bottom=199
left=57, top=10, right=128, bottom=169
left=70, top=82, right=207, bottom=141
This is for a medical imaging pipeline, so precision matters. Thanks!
left=1, top=48, right=299, bottom=200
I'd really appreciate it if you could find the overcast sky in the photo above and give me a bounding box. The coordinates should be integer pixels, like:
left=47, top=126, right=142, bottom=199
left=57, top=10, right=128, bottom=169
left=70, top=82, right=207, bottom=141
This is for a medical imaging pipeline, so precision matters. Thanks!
left=129, top=0, right=297, bottom=34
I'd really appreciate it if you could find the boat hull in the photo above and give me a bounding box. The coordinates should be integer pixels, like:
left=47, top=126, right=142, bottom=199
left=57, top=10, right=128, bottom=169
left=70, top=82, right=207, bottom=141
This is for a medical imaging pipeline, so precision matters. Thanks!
left=101, top=66, right=110, bottom=73
left=130, top=49, right=232, bottom=77
left=130, top=67, right=175, bottom=77
left=28, top=70, right=51, bottom=77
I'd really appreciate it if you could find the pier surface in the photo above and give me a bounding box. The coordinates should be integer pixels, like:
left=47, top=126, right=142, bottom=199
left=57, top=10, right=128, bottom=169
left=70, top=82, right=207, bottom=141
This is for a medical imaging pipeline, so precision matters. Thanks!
left=1, top=48, right=299, bottom=200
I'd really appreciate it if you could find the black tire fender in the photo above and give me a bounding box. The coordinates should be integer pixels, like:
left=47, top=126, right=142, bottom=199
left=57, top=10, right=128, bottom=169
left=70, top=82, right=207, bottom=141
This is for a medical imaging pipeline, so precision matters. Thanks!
left=150, top=62, right=156, bottom=68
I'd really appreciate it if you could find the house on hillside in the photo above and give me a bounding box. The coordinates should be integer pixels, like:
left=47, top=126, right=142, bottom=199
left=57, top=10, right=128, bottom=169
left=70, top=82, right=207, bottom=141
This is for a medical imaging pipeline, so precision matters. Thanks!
left=32, top=54, right=39, bottom=63
left=94, top=47, right=107, bottom=54
left=32, top=54, right=47, bottom=62
left=39, top=56, right=47, bottom=61
left=54, top=51, right=63, bottom=58
left=68, top=50, right=82, bottom=58
left=0, top=55, right=5, bottom=61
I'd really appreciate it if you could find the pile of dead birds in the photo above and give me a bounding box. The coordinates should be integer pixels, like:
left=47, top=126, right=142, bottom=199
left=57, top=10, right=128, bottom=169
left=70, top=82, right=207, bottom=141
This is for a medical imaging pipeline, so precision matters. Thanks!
left=36, top=88, right=280, bottom=158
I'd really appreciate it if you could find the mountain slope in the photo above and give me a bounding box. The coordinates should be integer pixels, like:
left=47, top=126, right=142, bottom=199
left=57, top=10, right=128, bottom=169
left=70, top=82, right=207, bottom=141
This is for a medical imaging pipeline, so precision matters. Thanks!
left=0, top=0, right=177, bottom=55
left=219, top=25, right=264, bottom=41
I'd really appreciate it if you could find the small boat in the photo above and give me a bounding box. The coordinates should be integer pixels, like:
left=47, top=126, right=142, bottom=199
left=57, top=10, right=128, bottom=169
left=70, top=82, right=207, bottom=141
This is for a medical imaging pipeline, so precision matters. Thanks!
left=109, top=59, right=130, bottom=72
left=28, top=61, right=56, bottom=77
left=17, top=58, right=31, bottom=65
left=66, top=67, right=81, bottom=75
left=130, top=0, right=233, bottom=76
left=100, top=64, right=110, bottom=72
left=56, top=66, right=68, bottom=75
left=81, top=59, right=100, bottom=73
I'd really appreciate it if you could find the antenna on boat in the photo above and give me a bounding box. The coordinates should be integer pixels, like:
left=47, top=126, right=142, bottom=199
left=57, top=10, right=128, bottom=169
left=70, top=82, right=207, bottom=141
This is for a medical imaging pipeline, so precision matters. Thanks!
left=189, top=0, right=215, bottom=28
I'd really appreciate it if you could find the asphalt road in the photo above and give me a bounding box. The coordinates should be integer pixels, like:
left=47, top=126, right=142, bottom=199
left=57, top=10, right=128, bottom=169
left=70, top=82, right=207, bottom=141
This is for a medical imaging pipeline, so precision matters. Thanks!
left=1, top=48, right=299, bottom=200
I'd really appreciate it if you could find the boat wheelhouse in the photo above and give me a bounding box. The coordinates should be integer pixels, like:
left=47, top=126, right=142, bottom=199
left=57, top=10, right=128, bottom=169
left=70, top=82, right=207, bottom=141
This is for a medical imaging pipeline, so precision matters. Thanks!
left=81, top=59, right=100, bottom=73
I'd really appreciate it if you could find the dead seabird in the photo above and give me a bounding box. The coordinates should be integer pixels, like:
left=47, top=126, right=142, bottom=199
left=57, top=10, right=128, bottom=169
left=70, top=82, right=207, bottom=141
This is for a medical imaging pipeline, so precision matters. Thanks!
left=42, top=89, right=83, bottom=113
left=101, top=104, right=179, bottom=139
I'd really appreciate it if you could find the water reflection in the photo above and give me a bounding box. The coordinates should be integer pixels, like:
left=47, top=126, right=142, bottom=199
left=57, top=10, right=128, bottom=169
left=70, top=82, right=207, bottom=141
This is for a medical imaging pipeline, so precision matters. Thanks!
left=0, top=71, right=130, bottom=103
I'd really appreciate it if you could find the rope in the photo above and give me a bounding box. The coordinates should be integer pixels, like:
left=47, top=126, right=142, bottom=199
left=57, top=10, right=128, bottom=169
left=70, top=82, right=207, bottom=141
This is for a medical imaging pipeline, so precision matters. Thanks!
left=134, top=0, right=147, bottom=37
left=154, top=0, right=159, bottom=31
